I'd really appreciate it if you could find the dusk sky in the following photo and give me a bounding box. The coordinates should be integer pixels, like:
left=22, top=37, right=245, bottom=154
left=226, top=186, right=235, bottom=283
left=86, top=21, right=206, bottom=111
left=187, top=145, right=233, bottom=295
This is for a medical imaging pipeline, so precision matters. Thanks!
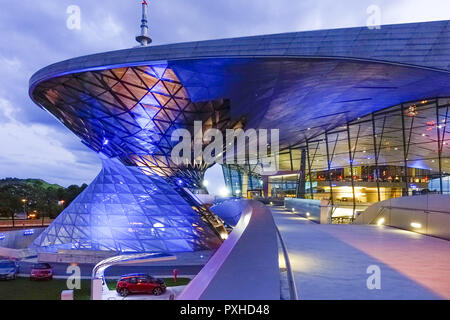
left=1, top=0, right=449, bottom=188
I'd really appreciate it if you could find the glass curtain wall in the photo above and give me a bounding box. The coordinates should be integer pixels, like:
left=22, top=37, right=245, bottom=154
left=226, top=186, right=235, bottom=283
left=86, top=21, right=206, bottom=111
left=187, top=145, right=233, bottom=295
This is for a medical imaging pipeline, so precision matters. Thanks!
left=222, top=164, right=263, bottom=198
left=269, top=98, right=450, bottom=208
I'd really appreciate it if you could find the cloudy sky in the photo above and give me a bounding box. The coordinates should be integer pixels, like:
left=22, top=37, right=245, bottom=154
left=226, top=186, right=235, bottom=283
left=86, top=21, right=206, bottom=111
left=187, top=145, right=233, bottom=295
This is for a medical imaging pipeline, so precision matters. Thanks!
left=0, top=0, right=449, bottom=188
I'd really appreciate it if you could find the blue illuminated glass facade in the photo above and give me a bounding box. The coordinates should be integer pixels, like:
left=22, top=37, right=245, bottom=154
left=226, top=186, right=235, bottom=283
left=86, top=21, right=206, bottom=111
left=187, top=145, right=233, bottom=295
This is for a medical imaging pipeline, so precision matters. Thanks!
left=31, top=157, right=221, bottom=253
left=222, top=164, right=263, bottom=197
left=31, top=64, right=232, bottom=190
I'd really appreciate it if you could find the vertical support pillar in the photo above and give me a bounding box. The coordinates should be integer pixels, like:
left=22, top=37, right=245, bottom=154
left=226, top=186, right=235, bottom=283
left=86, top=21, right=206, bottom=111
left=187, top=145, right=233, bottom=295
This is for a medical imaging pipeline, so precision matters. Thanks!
left=296, top=149, right=307, bottom=198
left=237, top=170, right=243, bottom=197
left=247, top=166, right=254, bottom=191
left=242, top=172, right=248, bottom=198
left=325, top=132, right=334, bottom=206
left=346, top=124, right=357, bottom=220
left=436, top=101, right=444, bottom=194
left=400, top=104, right=410, bottom=196
left=371, top=113, right=381, bottom=202
left=263, top=175, right=270, bottom=199
left=306, top=140, right=314, bottom=199
left=289, top=147, right=294, bottom=171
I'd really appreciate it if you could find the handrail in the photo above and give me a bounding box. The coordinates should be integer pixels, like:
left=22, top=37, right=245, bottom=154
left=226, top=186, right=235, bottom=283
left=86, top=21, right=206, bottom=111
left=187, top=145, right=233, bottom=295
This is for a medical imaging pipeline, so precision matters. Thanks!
left=276, top=227, right=299, bottom=300
left=356, top=194, right=450, bottom=240
left=378, top=206, right=450, bottom=215
left=369, top=205, right=450, bottom=226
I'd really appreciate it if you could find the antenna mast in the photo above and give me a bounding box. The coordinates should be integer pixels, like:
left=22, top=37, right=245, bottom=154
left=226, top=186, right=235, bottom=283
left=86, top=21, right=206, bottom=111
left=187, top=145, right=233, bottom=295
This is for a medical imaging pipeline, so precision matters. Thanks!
left=136, top=0, right=152, bottom=46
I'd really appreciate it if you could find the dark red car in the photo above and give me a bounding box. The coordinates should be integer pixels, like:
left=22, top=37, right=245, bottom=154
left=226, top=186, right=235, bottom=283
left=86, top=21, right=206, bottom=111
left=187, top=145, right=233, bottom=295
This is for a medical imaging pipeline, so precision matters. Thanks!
left=30, top=263, right=53, bottom=280
left=116, top=273, right=166, bottom=297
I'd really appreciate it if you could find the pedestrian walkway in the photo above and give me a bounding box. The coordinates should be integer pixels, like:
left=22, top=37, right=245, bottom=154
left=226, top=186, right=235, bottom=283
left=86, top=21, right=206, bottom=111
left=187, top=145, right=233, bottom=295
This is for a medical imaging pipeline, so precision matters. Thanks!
left=271, top=206, right=450, bottom=300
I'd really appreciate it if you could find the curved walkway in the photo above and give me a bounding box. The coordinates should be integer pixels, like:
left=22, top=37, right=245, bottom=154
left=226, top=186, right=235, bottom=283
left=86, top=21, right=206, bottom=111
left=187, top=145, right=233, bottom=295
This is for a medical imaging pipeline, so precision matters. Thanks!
left=178, top=200, right=279, bottom=300
left=271, top=206, right=450, bottom=300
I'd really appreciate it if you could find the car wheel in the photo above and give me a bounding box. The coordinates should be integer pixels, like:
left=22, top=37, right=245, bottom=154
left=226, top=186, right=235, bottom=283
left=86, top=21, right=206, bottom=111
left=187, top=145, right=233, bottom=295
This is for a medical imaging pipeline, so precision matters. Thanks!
left=153, top=287, right=163, bottom=296
left=119, top=288, right=129, bottom=297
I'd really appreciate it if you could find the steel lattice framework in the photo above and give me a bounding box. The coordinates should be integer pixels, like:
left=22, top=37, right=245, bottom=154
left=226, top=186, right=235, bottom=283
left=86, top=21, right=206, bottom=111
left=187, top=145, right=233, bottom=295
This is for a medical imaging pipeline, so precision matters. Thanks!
left=31, top=157, right=222, bottom=253
left=33, top=64, right=234, bottom=188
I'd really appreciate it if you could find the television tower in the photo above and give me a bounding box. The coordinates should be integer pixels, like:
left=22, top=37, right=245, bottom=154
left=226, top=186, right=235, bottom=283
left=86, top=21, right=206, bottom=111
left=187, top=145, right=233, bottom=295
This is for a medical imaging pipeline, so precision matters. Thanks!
left=136, top=0, right=152, bottom=46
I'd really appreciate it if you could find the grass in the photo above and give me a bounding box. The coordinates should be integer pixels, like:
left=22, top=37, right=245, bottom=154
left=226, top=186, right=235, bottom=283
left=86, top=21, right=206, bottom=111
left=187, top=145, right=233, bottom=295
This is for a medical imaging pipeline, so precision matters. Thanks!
left=0, top=277, right=191, bottom=300
left=0, top=278, right=91, bottom=300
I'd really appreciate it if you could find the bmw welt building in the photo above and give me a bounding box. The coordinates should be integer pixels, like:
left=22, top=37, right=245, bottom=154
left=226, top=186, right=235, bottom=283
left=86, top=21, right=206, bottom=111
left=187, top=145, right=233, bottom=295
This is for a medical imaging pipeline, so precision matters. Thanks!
left=29, top=20, right=450, bottom=253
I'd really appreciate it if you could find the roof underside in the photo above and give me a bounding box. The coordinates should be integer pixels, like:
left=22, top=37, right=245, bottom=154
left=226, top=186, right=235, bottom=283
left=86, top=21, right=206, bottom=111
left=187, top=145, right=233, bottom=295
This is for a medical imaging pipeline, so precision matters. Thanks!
left=30, top=20, right=450, bottom=149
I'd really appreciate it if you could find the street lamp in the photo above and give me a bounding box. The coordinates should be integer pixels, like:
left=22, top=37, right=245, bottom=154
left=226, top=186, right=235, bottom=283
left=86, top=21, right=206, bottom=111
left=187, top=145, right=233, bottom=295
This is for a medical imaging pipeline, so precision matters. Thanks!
left=17, top=198, right=27, bottom=227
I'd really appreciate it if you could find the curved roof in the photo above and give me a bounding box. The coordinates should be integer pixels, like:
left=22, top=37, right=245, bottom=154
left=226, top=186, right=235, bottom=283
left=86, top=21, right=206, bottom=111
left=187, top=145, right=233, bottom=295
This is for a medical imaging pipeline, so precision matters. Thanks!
left=30, top=20, right=450, bottom=148
left=30, top=20, right=450, bottom=87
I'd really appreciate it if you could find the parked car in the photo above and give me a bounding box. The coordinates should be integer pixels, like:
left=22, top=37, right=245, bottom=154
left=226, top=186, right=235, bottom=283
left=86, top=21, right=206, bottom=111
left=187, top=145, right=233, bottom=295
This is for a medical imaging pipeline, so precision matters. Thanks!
left=30, top=263, right=53, bottom=280
left=13, top=212, right=27, bottom=220
left=116, top=273, right=166, bottom=297
left=0, top=260, right=19, bottom=280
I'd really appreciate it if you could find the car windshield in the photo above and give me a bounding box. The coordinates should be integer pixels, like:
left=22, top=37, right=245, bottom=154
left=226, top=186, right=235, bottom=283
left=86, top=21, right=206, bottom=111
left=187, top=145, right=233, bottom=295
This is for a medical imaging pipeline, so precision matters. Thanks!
left=0, top=261, right=15, bottom=268
left=33, top=263, right=50, bottom=269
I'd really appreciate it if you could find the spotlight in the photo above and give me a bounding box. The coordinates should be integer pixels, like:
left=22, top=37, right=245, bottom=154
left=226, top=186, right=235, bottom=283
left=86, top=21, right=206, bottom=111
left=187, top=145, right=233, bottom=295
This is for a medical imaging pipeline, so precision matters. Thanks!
left=410, top=222, right=422, bottom=229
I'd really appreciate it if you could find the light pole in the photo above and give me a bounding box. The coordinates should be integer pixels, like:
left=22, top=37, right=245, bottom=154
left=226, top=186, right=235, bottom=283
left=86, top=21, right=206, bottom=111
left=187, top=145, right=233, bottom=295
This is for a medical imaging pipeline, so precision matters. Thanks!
left=19, top=198, right=27, bottom=228
left=57, top=200, right=65, bottom=224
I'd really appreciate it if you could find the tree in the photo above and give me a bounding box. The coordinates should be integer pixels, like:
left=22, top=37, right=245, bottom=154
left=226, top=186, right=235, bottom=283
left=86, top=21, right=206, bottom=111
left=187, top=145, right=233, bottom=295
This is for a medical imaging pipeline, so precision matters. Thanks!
left=0, top=178, right=88, bottom=220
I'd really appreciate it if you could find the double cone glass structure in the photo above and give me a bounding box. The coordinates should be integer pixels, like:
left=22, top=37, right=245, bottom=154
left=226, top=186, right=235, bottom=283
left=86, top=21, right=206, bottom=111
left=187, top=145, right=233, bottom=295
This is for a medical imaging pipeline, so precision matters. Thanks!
left=30, top=64, right=230, bottom=253
left=31, top=157, right=221, bottom=252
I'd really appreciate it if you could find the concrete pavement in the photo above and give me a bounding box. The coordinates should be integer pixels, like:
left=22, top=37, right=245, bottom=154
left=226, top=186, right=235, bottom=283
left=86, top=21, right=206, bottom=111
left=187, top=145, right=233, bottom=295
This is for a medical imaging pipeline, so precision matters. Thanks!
left=271, top=206, right=450, bottom=300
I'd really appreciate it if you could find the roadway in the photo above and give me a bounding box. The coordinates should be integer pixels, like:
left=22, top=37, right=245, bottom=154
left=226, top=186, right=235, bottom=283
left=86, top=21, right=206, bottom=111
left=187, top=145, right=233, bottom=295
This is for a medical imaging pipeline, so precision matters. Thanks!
left=17, top=261, right=203, bottom=279
left=0, top=219, right=52, bottom=230
left=271, top=206, right=450, bottom=300
left=11, top=248, right=212, bottom=279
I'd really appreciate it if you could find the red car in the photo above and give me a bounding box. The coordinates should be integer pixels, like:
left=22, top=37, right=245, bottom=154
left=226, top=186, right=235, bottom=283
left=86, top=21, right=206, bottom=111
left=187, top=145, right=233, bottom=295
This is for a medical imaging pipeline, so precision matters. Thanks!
left=116, top=273, right=166, bottom=297
left=30, top=263, right=53, bottom=280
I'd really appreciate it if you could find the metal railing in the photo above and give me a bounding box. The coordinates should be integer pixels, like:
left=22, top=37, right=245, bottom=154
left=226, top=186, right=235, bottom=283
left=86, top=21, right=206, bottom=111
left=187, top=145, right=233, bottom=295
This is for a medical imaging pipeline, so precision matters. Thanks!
left=356, top=194, right=450, bottom=240
left=276, top=227, right=298, bottom=300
